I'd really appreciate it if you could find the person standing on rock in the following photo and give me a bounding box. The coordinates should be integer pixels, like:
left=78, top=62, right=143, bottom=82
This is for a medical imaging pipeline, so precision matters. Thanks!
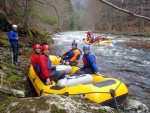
left=31, top=44, right=41, bottom=75
left=8, top=25, right=19, bottom=66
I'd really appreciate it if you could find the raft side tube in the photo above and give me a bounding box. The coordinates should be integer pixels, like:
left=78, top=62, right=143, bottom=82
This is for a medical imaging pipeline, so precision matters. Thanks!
left=56, top=65, right=72, bottom=74
left=57, top=74, right=93, bottom=87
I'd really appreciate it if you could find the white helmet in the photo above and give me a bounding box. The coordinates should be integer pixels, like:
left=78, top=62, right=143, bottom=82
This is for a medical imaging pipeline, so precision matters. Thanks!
left=12, top=24, right=17, bottom=28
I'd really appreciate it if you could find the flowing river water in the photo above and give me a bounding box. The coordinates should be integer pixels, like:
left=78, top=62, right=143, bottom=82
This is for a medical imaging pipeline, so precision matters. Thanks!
left=50, top=31, right=150, bottom=108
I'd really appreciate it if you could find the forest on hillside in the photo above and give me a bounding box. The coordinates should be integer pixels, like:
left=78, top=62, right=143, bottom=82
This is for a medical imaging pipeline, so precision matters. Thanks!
left=0, top=0, right=150, bottom=34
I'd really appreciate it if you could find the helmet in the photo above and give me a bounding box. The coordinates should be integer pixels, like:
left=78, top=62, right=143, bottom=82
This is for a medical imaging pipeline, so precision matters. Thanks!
left=72, top=40, right=77, bottom=46
left=33, top=44, right=41, bottom=49
left=12, top=24, right=17, bottom=28
left=83, top=45, right=90, bottom=50
left=42, top=45, right=50, bottom=51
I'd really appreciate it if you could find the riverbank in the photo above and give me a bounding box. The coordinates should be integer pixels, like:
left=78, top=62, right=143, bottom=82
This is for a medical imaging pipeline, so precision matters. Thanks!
left=0, top=30, right=54, bottom=102
left=94, top=30, right=150, bottom=37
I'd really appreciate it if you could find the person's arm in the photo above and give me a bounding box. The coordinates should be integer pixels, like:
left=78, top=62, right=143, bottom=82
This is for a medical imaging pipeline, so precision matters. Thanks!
left=88, top=55, right=99, bottom=73
left=38, top=56, right=50, bottom=79
left=59, top=49, right=71, bottom=57
left=69, top=50, right=80, bottom=62
left=8, top=31, right=18, bottom=41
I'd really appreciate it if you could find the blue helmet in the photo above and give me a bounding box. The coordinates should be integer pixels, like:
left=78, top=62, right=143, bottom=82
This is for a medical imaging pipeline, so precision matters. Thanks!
left=72, top=40, right=77, bottom=46
left=83, top=45, right=90, bottom=50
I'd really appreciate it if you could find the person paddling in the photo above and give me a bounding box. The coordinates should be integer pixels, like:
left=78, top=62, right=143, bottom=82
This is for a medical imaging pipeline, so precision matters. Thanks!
left=59, top=40, right=81, bottom=66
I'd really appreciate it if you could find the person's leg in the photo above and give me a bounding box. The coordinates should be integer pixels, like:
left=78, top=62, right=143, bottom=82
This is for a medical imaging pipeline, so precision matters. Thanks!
left=15, top=44, right=18, bottom=64
left=75, top=68, right=93, bottom=74
left=11, top=44, right=16, bottom=64
left=75, top=67, right=86, bottom=74
left=83, top=68, right=93, bottom=74
left=49, top=70, right=66, bottom=82
left=13, top=44, right=18, bottom=65
left=69, top=62, right=78, bottom=66
left=57, top=70, right=66, bottom=80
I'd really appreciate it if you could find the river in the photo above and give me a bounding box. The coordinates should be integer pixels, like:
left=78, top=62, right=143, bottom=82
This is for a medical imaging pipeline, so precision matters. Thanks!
left=50, top=31, right=150, bottom=108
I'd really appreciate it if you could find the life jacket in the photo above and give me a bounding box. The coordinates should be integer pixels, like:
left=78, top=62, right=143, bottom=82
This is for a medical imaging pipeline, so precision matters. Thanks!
left=95, top=36, right=100, bottom=42
left=83, top=53, right=96, bottom=68
left=66, top=48, right=82, bottom=60
left=35, top=58, right=41, bottom=74
left=91, top=36, right=95, bottom=43
left=36, top=56, right=52, bottom=75
left=47, top=57, right=52, bottom=70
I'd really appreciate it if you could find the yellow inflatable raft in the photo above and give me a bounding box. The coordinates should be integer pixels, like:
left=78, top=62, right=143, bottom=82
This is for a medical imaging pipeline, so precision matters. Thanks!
left=85, top=40, right=92, bottom=45
left=85, top=40, right=112, bottom=46
left=94, top=40, right=111, bottom=46
left=28, top=55, right=128, bottom=107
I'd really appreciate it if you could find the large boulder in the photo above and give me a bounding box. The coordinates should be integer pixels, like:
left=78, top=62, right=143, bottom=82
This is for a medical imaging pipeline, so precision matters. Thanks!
left=0, top=94, right=116, bottom=113
left=123, top=99, right=149, bottom=113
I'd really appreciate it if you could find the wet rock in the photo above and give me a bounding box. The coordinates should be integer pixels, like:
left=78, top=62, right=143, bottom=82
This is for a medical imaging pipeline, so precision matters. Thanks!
left=0, top=84, right=25, bottom=98
left=0, top=69, right=7, bottom=78
left=123, top=99, right=149, bottom=113
left=11, top=89, right=25, bottom=98
left=0, top=94, right=116, bottom=113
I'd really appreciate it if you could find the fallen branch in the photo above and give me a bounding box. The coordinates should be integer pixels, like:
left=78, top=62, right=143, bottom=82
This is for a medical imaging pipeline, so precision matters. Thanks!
left=99, top=0, right=150, bottom=21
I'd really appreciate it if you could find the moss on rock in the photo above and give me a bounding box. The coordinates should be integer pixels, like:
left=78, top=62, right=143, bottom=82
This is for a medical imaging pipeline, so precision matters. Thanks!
left=6, top=75, right=23, bottom=83
left=30, top=28, right=54, bottom=44
left=0, top=38, right=11, bottom=48
left=0, top=95, right=120, bottom=113
left=51, top=104, right=67, bottom=113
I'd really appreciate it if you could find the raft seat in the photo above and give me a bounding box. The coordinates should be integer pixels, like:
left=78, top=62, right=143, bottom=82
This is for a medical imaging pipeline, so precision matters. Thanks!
left=93, top=80, right=116, bottom=88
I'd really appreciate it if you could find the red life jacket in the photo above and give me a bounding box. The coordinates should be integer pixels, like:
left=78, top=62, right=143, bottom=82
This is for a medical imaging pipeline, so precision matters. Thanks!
left=31, top=53, right=40, bottom=75
left=82, top=53, right=97, bottom=68
left=38, top=55, right=52, bottom=79
left=95, top=37, right=99, bottom=42
left=83, top=55, right=88, bottom=67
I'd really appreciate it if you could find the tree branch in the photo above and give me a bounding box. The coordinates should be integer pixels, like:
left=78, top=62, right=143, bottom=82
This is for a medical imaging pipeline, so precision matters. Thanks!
left=99, top=0, right=150, bottom=21
left=33, top=0, right=60, bottom=29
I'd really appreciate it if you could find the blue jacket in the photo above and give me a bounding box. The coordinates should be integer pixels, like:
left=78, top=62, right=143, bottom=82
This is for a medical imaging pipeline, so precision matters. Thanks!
left=82, top=52, right=99, bottom=73
left=91, top=36, right=95, bottom=43
left=8, top=30, right=18, bottom=45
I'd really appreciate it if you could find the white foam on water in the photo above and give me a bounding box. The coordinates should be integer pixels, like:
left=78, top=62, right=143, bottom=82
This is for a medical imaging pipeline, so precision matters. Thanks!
left=115, top=51, right=127, bottom=57
left=124, top=55, right=138, bottom=61
left=142, top=60, right=150, bottom=65
left=131, top=48, right=139, bottom=53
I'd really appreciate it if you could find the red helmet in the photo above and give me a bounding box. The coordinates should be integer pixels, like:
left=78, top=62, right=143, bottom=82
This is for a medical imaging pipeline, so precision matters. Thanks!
left=33, top=44, right=41, bottom=49
left=42, top=45, right=50, bottom=51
